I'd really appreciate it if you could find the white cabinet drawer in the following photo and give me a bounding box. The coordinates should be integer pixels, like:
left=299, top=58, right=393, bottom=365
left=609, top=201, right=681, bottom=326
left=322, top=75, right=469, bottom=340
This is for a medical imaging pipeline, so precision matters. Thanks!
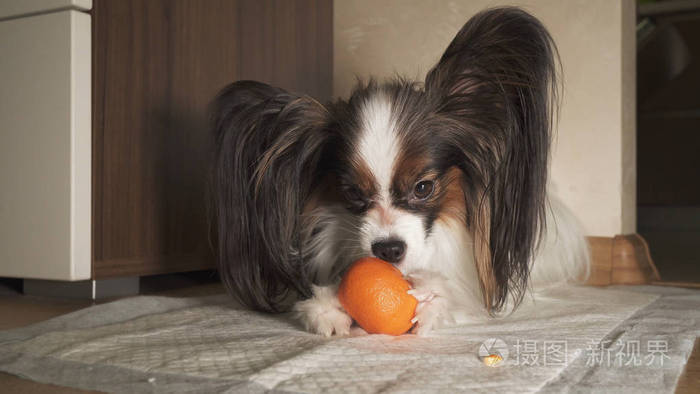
left=0, top=10, right=91, bottom=280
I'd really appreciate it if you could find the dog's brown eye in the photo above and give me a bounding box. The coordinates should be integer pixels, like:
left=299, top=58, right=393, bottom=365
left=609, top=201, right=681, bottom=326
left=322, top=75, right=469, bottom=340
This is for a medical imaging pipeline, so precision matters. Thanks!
left=413, top=180, right=434, bottom=200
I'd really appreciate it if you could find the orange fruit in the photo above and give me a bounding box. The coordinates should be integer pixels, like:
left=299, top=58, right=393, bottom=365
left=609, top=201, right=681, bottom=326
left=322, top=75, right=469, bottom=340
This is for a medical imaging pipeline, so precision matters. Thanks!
left=338, top=257, right=418, bottom=335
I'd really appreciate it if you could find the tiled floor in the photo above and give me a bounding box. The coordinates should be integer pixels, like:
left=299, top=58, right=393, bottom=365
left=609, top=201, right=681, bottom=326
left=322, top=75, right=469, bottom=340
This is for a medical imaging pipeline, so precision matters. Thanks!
left=0, top=279, right=698, bottom=393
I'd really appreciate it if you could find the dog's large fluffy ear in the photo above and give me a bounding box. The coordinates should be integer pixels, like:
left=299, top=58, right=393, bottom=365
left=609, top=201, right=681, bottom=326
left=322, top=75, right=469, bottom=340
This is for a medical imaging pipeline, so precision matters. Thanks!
left=425, top=8, right=559, bottom=313
left=211, top=81, right=330, bottom=312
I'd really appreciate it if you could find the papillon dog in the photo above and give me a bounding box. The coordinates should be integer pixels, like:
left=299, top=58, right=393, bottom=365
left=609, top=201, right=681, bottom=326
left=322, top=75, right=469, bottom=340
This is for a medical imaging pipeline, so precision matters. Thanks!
left=211, top=7, right=589, bottom=336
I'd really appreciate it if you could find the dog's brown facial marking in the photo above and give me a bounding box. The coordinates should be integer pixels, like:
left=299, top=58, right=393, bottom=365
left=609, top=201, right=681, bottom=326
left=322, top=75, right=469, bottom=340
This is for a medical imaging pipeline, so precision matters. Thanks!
left=339, top=158, right=378, bottom=214
left=435, top=166, right=467, bottom=225
left=390, top=153, right=436, bottom=205
left=390, top=159, right=467, bottom=236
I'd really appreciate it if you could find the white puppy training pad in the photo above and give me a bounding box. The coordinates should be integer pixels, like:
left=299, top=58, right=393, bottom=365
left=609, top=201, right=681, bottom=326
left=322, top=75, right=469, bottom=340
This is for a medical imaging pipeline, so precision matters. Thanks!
left=0, top=285, right=698, bottom=393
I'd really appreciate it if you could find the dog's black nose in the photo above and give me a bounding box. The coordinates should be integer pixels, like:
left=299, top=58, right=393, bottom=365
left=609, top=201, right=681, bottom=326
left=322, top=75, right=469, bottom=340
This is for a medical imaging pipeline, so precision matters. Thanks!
left=371, top=239, right=406, bottom=263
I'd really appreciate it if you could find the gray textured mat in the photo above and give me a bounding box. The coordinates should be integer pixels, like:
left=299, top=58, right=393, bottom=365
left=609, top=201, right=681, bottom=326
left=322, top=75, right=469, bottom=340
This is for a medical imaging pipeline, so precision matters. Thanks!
left=0, top=286, right=697, bottom=393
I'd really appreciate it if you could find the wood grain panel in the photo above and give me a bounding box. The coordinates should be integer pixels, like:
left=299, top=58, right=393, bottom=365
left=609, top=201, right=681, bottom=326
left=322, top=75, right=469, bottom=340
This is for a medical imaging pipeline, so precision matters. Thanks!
left=610, top=233, right=661, bottom=285
left=586, top=234, right=661, bottom=286
left=676, top=338, right=700, bottom=394
left=586, top=236, right=614, bottom=286
left=92, top=0, right=332, bottom=278
left=238, top=0, right=332, bottom=98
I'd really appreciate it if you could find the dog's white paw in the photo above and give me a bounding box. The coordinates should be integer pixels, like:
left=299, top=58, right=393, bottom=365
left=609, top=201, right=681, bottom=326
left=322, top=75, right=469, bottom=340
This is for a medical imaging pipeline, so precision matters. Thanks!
left=409, top=294, right=453, bottom=336
left=294, top=285, right=352, bottom=337
left=406, top=270, right=456, bottom=336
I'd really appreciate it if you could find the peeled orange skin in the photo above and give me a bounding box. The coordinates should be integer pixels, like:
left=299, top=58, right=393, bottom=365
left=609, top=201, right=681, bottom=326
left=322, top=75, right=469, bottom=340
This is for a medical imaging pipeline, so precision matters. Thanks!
left=338, top=257, right=418, bottom=335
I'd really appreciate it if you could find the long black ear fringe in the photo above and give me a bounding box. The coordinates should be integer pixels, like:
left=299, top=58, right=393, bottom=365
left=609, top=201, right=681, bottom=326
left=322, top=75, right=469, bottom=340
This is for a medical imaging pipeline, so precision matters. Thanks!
left=211, top=81, right=330, bottom=312
left=425, top=7, right=559, bottom=313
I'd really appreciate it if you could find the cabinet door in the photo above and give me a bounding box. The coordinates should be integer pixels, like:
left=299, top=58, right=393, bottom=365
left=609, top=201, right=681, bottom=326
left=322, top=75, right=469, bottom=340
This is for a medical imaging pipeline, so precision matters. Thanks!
left=91, top=0, right=332, bottom=278
left=0, top=11, right=91, bottom=280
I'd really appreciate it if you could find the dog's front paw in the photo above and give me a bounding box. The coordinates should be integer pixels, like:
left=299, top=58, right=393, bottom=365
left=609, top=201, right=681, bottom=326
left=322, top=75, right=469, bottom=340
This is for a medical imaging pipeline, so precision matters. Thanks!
left=407, top=270, right=455, bottom=336
left=409, top=294, right=453, bottom=336
left=294, top=285, right=352, bottom=337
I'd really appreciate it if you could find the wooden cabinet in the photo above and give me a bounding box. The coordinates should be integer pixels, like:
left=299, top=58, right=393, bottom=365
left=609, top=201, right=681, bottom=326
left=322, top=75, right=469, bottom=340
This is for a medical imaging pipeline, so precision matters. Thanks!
left=92, top=0, right=332, bottom=279
left=0, top=0, right=332, bottom=286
